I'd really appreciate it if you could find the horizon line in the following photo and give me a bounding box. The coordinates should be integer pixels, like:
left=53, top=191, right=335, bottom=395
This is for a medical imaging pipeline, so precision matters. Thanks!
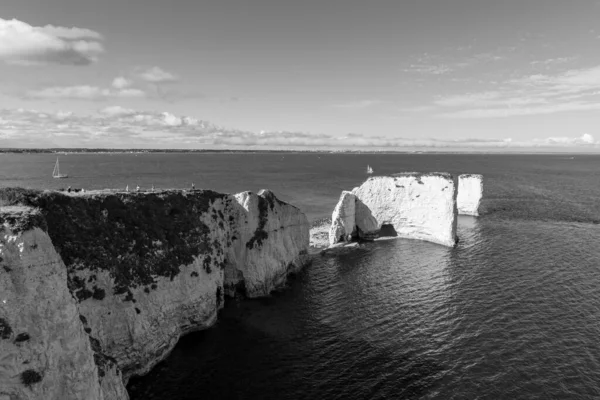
left=1, top=147, right=599, bottom=155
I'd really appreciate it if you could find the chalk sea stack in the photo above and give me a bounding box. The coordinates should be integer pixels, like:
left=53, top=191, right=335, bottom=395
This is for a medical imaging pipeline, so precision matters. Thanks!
left=329, top=173, right=460, bottom=247
left=457, top=174, right=483, bottom=216
left=0, top=188, right=309, bottom=400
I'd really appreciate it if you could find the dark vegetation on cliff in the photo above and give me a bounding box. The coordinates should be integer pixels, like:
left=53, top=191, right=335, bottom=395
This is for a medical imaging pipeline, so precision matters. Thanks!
left=0, top=188, right=47, bottom=233
left=246, top=196, right=269, bottom=249
left=0, top=318, right=13, bottom=339
left=20, top=369, right=43, bottom=387
left=89, top=336, right=118, bottom=378
left=0, top=188, right=227, bottom=297
left=245, top=190, right=287, bottom=249
left=78, top=313, right=126, bottom=377
left=15, top=332, right=30, bottom=343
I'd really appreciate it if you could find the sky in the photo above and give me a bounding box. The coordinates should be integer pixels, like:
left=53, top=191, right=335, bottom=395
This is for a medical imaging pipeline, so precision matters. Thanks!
left=2, top=0, right=600, bottom=151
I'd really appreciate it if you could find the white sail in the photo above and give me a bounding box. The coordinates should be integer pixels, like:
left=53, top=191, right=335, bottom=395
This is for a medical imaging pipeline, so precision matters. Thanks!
left=53, top=157, right=68, bottom=179
left=367, top=165, right=374, bottom=174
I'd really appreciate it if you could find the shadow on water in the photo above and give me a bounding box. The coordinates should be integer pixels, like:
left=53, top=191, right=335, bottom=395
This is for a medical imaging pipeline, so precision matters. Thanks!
left=127, top=297, right=446, bottom=400
left=127, top=238, right=453, bottom=400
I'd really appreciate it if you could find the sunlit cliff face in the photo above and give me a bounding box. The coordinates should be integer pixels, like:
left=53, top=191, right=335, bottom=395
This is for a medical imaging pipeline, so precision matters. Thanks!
left=330, top=173, right=459, bottom=247
left=0, top=187, right=309, bottom=399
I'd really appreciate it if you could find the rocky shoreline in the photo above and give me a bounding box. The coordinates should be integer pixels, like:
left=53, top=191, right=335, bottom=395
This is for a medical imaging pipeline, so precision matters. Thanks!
left=308, top=217, right=331, bottom=250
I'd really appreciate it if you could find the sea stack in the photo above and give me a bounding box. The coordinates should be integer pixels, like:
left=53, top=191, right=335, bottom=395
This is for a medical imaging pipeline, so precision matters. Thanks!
left=328, top=191, right=357, bottom=246
left=457, top=174, right=483, bottom=216
left=0, top=188, right=310, bottom=400
left=329, top=173, right=458, bottom=247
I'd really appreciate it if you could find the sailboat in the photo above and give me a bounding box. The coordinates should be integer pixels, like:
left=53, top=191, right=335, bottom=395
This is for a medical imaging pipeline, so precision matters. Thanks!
left=52, top=157, right=68, bottom=179
left=366, top=165, right=374, bottom=174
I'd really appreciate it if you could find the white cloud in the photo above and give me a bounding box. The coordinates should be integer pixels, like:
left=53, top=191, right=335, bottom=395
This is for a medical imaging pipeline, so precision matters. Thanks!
left=581, top=133, right=595, bottom=144
left=546, top=133, right=597, bottom=145
left=403, top=64, right=452, bottom=75
left=24, top=70, right=185, bottom=101
left=0, top=107, right=598, bottom=149
left=38, top=25, right=103, bottom=40
left=27, top=85, right=145, bottom=100
left=431, top=65, right=600, bottom=118
left=511, top=66, right=600, bottom=95
left=28, top=86, right=109, bottom=99
left=402, top=49, right=507, bottom=76
left=469, top=52, right=505, bottom=63
left=116, top=88, right=146, bottom=98
left=99, top=106, right=136, bottom=117
left=0, top=18, right=104, bottom=66
left=136, top=67, right=178, bottom=83
left=530, top=57, right=575, bottom=67
left=161, top=112, right=183, bottom=126
left=55, top=110, right=73, bottom=120
left=182, top=116, right=199, bottom=126
left=438, top=102, right=600, bottom=118
left=111, top=77, right=132, bottom=89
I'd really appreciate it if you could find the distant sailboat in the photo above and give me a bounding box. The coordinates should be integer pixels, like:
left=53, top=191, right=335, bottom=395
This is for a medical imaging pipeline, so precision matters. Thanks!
left=366, top=165, right=374, bottom=174
left=52, top=157, right=68, bottom=179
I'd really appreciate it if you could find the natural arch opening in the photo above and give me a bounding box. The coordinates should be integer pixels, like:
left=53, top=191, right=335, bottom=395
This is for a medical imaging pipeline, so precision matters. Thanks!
left=379, top=224, right=398, bottom=238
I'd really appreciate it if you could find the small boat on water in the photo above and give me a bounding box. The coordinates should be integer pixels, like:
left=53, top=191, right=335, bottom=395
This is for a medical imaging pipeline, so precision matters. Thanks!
left=366, top=165, right=374, bottom=174
left=52, top=157, right=68, bottom=179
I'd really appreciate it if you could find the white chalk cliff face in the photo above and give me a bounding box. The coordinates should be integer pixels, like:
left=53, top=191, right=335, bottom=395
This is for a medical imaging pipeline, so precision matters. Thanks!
left=328, top=191, right=356, bottom=246
left=74, top=241, right=223, bottom=384
left=329, top=173, right=458, bottom=247
left=0, top=208, right=127, bottom=400
left=0, top=188, right=310, bottom=400
left=457, top=174, right=483, bottom=216
left=224, top=190, right=310, bottom=298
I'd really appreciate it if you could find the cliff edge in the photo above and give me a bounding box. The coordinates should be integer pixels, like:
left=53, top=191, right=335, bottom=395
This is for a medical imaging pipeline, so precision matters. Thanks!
left=0, top=188, right=309, bottom=400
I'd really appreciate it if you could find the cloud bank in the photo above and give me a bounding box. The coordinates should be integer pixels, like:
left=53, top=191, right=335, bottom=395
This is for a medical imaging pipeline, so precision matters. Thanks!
left=26, top=85, right=145, bottom=100
left=432, top=66, right=600, bottom=118
left=24, top=67, right=180, bottom=101
left=0, top=107, right=597, bottom=150
left=0, top=18, right=104, bottom=66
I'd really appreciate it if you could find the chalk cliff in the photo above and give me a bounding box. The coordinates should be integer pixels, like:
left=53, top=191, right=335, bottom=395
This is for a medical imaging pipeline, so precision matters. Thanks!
left=0, top=188, right=309, bottom=400
left=457, top=174, right=483, bottom=216
left=329, top=173, right=458, bottom=247
left=328, top=191, right=356, bottom=246
left=0, top=207, right=127, bottom=400
left=223, top=189, right=310, bottom=297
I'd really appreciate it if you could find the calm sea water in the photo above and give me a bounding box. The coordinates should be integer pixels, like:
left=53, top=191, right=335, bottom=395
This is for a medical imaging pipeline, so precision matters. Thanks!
left=2, top=152, right=600, bottom=399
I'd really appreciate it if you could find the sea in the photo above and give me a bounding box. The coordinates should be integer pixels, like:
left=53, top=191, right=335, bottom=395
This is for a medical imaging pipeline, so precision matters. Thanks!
left=2, top=152, right=600, bottom=399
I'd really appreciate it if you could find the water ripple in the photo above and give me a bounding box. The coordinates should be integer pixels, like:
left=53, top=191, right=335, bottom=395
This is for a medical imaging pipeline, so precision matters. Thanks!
left=128, top=214, right=600, bottom=399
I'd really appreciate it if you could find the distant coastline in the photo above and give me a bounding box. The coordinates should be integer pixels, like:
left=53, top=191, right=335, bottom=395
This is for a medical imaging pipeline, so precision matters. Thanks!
left=0, top=148, right=597, bottom=155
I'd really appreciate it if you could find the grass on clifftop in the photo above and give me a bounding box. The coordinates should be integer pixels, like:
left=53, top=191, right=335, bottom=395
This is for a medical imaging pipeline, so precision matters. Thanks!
left=0, top=189, right=48, bottom=233
left=0, top=187, right=227, bottom=298
left=0, top=187, right=42, bottom=207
